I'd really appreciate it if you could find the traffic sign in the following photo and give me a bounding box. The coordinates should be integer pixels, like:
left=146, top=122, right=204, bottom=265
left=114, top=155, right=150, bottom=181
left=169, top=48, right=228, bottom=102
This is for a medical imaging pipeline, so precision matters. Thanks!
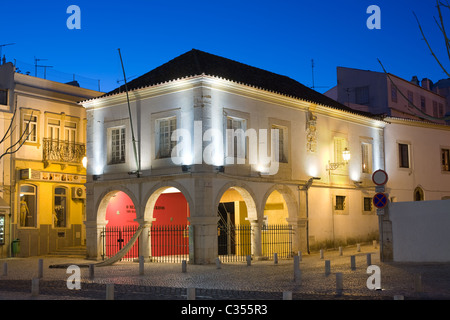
left=373, top=192, right=388, bottom=209
left=372, top=169, right=388, bottom=186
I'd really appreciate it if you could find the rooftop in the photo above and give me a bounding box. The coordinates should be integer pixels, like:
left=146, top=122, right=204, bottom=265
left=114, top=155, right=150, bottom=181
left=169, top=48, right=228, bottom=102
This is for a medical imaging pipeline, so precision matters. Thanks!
left=104, top=49, right=377, bottom=119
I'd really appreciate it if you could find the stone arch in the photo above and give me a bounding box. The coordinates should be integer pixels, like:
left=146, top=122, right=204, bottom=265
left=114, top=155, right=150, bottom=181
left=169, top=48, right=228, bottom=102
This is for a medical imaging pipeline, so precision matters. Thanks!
left=214, top=181, right=259, bottom=221
left=95, top=185, right=139, bottom=225
left=143, top=180, right=194, bottom=223
left=261, top=184, right=298, bottom=223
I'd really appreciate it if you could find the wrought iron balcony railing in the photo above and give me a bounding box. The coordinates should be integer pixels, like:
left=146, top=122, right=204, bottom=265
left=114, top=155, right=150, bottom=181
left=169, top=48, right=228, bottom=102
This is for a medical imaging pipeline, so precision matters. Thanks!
left=43, top=138, right=86, bottom=166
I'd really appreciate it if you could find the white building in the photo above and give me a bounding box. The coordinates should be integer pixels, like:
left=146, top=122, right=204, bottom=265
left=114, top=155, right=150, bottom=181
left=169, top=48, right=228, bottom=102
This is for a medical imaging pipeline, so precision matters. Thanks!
left=81, top=49, right=386, bottom=264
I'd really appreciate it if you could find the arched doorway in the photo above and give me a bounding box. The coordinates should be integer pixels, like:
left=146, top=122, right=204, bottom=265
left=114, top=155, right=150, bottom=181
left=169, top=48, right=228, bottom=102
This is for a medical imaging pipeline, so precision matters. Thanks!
left=262, top=190, right=293, bottom=258
left=144, top=186, right=191, bottom=262
left=216, top=185, right=258, bottom=262
left=103, top=191, right=139, bottom=261
left=414, top=187, right=424, bottom=201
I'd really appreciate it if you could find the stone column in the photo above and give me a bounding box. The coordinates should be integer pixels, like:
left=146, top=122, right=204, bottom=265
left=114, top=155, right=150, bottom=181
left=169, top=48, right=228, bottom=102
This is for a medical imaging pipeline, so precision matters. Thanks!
left=135, top=218, right=155, bottom=262
left=286, top=218, right=307, bottom=254
left=188, top=217, right=219, bottom=264
left=84, top=221, right=107, bottom=260
left=248, top=219, right=262, bottom=259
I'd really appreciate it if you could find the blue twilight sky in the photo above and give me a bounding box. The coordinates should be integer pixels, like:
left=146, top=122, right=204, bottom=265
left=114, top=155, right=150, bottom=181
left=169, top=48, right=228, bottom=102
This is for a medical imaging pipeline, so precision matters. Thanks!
left=0, top=0, right=448, bottom=93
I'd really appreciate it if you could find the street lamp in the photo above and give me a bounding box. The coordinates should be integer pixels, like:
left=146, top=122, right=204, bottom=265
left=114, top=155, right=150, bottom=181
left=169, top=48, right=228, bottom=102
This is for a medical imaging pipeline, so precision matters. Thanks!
left=327, top=148, right=351, bottom=171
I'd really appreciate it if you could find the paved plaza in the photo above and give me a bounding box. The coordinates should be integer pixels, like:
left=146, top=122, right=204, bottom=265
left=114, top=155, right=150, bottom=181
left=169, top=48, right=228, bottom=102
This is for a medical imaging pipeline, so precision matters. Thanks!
left=0, top=243, right=449, bottom=301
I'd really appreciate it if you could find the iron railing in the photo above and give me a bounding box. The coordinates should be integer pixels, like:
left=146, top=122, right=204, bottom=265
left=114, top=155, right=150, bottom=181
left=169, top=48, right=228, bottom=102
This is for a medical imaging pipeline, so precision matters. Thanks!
left=101, top=225, right=139, bottom=262
left=261, top=224, right=294, bottom=259
left=101, top=224, right=190, bottom=263
left=43, top=138, right=86, bottom=164
left=218, top=224, right=252, bottom=262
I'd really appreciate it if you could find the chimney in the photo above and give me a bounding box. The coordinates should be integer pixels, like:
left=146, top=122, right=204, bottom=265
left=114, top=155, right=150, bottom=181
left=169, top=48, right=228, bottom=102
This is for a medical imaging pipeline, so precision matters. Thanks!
left=411, top=76, right=419, bottom=85
left=421, top=78, right=433, bottom=91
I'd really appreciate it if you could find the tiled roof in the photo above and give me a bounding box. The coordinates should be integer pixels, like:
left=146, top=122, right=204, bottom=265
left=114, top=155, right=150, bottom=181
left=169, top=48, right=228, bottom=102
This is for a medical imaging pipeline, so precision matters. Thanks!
left=105, top=49, right=377, bottom=118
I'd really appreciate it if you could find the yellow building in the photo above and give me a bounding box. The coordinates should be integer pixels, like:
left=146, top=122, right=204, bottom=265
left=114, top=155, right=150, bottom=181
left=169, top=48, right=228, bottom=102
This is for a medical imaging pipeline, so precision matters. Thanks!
left=0, top=62, right=102, bottom=257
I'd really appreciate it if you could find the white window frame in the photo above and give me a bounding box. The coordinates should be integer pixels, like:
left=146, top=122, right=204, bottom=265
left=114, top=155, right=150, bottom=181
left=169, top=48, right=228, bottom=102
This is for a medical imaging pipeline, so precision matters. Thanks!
left=108, top=126, right=126, bottom=165
left=155, top=116, right=177, bottom=159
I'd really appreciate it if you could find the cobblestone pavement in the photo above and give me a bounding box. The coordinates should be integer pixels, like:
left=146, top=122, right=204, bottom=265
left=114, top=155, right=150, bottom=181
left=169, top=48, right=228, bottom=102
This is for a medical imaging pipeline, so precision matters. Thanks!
left=0, top=244, right=450, bottom=301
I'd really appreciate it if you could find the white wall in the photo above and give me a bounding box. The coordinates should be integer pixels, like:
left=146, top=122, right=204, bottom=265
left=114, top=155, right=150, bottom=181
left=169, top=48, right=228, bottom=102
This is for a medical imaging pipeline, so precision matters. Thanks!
left=390, top=199, right=450, bottom=262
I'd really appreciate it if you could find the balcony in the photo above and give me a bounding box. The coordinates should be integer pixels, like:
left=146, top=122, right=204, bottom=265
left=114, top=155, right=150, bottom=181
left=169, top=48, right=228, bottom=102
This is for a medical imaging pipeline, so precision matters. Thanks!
left=43, top=138, right=86, bottom=168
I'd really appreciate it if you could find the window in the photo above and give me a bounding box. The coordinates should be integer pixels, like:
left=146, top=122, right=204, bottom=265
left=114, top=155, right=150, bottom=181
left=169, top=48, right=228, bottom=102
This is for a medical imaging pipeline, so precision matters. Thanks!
left=48, top=119, right=60, bottom=141
left=391, top=85, right=397, bottom=103
left=24, top=113, right=38, bottom=143
left=414, top=187, right=424, bottom=201
left=110, top=127, right=125, bottom=164
left=442, top=148, right=450, bottom=172
left=20, top=184, right=37, bottom=227
left=271, top=124, right=288, bottom=163
left=333, top=136, right=348, bottom=167
left=156, top=117, right=177, bottom=159
left=335, top=196, right=346, bottom=211
left=420, top=96, right=426, bottom=113
left=363, top=197, right=373, bottom=212
left=361, top=143, right=372, bottom=174
left=439, top=103, right=444, bottom=118
left=65, top=121, right=77, bottom=143
left=54, top=187, right=67, bottom=228
left=398, top=143, right=410, bottom=168
left=355, top=86, right=369, bottom=105
left=226, top=116, right=247, bottom=160
left=0, top=89, right=7, bottom=105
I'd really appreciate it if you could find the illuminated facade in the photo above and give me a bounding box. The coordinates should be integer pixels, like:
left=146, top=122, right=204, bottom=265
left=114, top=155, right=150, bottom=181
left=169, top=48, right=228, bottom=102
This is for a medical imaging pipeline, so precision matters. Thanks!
left=0, top=62, right=102, bottom=258
left=82, top=50, right=386, bottom=264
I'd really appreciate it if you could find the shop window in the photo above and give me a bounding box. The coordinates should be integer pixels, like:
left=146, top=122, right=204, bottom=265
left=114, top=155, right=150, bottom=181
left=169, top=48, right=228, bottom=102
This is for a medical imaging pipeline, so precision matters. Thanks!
left=54, top=187, right=67, bottom=228
left=20, top=184, right=37, bottom=227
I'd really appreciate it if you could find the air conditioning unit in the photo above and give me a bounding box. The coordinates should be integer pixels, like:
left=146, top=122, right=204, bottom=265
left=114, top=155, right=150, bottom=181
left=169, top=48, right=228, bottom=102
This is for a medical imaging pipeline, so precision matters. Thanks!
left=20, top=168, right=40, bottom=180
left=72, top=186, right=86, bottom=199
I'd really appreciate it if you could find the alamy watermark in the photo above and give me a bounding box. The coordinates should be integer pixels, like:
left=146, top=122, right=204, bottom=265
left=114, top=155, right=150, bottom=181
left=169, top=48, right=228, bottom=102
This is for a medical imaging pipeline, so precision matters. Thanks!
left=66, top=5, right=81, bottom=30
left=170, top=121, right=280, bottom=175
left=367, top=5, right=381, bottom=30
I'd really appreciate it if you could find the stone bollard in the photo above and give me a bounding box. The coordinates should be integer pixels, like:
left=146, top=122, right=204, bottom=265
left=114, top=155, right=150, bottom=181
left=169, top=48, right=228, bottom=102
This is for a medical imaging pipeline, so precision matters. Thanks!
left=293, top=255, right=301, bottom=284
left=357, top=243, right=361, bottom=252
left=339, top=246, right=343, bottom=256
left=31, top=278, right=39, bottom=296
left=394, top=295, right=404, bottom=300
left=139, top=256, right=145, bottom=275
left=366, top=253, right=372, bottom=266
left=106, top=283, right=114, bottom=300
left=350, top=255, right=356, bottom=270
left=2, top=262, right=7, bottom=276
left=89, top=264, right=95, bottom=280
left=283, top=291, right=292, bottom=300
left=187, top=287, right=196, bottom=300
left=320, top=249, right=324, bottom=259
left=414, top=274, right=423, bottom=293
left=215, top=257, right=222, bottom=269
left=336, top=273, right=343, bottom=296
left=246, top=255, right=251, bottom=266
left=182, top=260, right=187, bottom=273
left=325, top=260, right=331, bottom=276
left=38, top=259, right=44, bottom=278
left=273, top=253, right=278, bottom=264
left=298, top=251, right=302, bottom=261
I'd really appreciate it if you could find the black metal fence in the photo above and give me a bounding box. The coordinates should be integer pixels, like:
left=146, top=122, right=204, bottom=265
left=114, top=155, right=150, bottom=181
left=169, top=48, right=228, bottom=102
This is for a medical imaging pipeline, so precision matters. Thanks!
left=101, top=224, right=190, bottom=263
left=101, top=225, right=139, bottom=262
left=218, top=224, right=252, bottom=262
left=149, top=224, right=190, bottom=263
left=261, top=224, right=293, bottom=259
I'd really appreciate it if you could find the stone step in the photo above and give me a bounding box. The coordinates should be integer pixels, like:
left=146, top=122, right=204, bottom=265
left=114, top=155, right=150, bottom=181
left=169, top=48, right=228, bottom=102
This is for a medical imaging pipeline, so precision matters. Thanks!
left=47, top=246, right=87, bottom=257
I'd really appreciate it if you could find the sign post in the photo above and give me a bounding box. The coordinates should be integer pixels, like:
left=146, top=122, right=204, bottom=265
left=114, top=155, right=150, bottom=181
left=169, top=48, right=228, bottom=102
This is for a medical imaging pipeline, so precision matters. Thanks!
left=372, top=169, right=389, bottom=263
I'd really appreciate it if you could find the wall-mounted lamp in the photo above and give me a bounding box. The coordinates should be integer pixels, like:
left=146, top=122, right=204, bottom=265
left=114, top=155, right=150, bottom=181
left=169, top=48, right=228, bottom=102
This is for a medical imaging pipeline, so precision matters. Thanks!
left=82, top=156, right=88, bottom=169
left=181, top=165, right=191, bottom=172
left=93, top=174, right=101, bottom=181
left=327, top=148, right=351, bottom=171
